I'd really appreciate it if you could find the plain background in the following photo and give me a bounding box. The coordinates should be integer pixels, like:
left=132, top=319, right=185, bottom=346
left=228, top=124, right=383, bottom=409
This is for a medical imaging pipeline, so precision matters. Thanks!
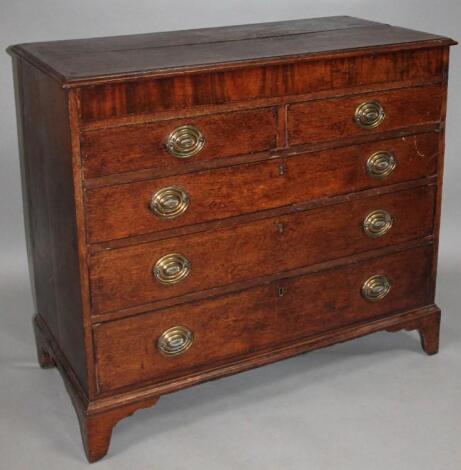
left=0, top=1, right=460, bottom=469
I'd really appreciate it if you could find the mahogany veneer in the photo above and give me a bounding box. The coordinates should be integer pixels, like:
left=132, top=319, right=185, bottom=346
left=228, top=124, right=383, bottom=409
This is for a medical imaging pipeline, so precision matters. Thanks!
left=8, top=16, right=455, bottom=462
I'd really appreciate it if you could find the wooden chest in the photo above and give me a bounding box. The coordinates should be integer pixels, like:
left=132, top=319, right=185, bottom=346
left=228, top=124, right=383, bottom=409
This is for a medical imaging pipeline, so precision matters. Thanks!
left=8, top=16, right=456, bottom=462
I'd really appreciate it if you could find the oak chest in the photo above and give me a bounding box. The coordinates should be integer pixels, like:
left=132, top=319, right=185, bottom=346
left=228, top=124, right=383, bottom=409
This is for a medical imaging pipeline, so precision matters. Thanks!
left=8, top=16, right=456, bottom=462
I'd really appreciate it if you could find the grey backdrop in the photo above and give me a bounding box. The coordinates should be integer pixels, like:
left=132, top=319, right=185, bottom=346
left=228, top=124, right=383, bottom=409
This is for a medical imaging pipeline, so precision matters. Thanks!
left=1, top=1, right=460, bottom=469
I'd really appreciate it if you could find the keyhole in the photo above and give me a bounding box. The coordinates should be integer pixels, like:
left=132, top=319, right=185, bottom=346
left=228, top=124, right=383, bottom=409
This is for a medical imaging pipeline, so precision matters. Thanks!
left=277, top=286, right=286, bottom=297
left=278, top=163, right=286, bottom=176
left=276, top=222, right=285, bottom=234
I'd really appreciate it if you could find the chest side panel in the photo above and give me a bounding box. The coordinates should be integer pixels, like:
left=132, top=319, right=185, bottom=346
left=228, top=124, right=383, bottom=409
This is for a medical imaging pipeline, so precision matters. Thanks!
left=13, top=58, right=89, bottom=393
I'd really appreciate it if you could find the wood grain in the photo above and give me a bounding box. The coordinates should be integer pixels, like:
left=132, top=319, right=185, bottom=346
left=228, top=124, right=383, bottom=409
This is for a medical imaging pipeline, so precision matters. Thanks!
left=34, top=297, right=442, bottom=462
left=83, top=124, right=440, bottom=190
left=386, top=307, right=441, bottom=355
left=8, top=16, right=454, bottom=463
left=89, top=185, right=435, bottom=314
left=93, top=245, right=433, bottom=392
left=75, top=395, right=159, bottom=462
left=12, top=58, right=88, bottom=391
left=430, top=47, right=451, bottom=304
left=85, top=133, right=438, bottom=243
left=81, top=107, right=277, bottom=178
left=8, top=17, right=454, bottom=87
left=288, top=85, right=442, bottom=145
left=78, top=48, right=446, bottom=121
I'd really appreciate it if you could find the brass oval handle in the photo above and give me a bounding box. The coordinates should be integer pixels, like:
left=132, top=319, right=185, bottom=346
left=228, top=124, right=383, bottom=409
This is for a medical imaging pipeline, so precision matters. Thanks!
left=366, top=151, right=396, bottom=179
left=354, top=101, right=385, bottom=129
left=361, top=275, right=391, bottom=302
left=363, top=210, right=393, bottom=238
left=153, top=253, right=191, bottom=285
left=166, top=125, right=205, bottom=158
left=150, top=186, right=190, bottom=219
left=157, top=326, right=194, bottom=357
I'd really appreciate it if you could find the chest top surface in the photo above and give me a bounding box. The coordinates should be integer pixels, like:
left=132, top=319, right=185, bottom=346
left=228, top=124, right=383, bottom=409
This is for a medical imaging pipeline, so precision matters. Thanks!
left=7, top=16, right=455, bottom=86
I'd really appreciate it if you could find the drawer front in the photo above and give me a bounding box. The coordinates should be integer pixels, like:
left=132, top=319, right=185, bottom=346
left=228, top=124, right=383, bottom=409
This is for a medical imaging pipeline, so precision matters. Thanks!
left=86, top=133, right=438, bottom=243
left=288, top=85, right=442, bottom=146
left=93, top=245, right=433, bottom=392
left=90, top=185, right=435, bottom=314
left=81, top=107, right=278, bottom=178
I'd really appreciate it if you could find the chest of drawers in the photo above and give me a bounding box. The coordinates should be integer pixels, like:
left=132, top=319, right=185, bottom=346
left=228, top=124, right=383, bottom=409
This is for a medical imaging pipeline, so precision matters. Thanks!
left=8, top=16, right=456, bottom=462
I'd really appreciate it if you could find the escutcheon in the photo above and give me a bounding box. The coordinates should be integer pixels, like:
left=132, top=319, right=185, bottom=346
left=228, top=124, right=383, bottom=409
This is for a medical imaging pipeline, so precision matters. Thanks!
left=157, top=326, right=194, bottom=357
left=153, top=253, right=191, bottom=285
left=166, top=125, right=205, bottom=158
left=354, top=101, right=386, bottom=129
left=361, top=275, right=391, bottom=301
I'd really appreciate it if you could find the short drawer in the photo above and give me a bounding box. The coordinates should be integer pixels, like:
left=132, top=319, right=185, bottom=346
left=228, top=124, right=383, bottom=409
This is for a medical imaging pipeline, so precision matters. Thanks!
left=89, top=185, right=435, bottom=314
left=81, top=107, right=278, bottom=178
left=93, top=245, right=433, bottom=392
left=288, top=85, right=442, bottom=146
left=86, top=132, right=438, bottom=243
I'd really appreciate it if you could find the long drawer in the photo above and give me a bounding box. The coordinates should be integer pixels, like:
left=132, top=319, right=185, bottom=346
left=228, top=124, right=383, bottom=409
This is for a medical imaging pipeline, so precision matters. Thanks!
left=93, top=245, right=434, bottom=392
left=288, top=85, right=442, bottom=146
left=81, top=107, right=278, bottom=178
left=89, top=185, right=435, bottom=314
left=86, top=133, right=438, bottom=243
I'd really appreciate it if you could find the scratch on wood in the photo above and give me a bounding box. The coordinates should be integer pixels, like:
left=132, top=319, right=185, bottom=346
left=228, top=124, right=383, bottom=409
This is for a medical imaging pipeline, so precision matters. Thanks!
left=413, top=135, right=426, bottom=157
